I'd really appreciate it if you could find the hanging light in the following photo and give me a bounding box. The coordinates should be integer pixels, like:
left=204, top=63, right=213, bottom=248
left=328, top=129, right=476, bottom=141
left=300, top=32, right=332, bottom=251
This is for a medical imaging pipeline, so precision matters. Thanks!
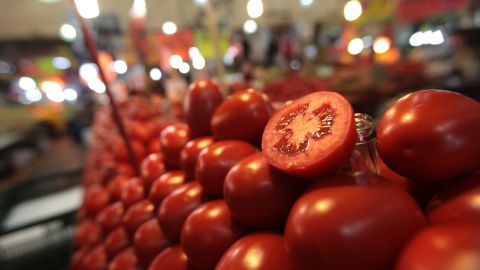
left=73, top=0, right=100, bottom=19
left=344, top=0, right=362, bottom=21
left=130, top=0, right=146, bottom=18
left=243, top=20, right=258, bottom=34
left=373, top=36, right=391, bottom=54
left=347, top=38, right=364, bottom=55
left=59, top=24, right=77, bottom=41
left=162, top=21, right=177, bottom=35
left=247, top=0, right=263, bottom=19
left=149, top=68, right=162, bottom=81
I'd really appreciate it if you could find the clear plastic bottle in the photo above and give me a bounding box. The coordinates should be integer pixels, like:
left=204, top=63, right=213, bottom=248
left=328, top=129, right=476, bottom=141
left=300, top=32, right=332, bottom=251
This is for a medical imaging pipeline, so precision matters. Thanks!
left=349, top=113, right=381, bottom=174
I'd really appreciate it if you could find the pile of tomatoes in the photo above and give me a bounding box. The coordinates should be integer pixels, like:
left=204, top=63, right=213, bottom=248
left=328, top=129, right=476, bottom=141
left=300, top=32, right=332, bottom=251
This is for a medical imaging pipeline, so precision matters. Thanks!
left=72, top=79, right=480, bottom=270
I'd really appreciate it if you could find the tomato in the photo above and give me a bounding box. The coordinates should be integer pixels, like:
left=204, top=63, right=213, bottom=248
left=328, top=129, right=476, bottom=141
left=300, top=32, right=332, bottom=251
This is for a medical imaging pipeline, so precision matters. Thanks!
left=216, top=233, right=295, bottom=270
left=82, top=244, right=108, bottom=270
left=148, top=139, right=162, bottom=155
left=427, top=172, right=480, bottom=224
left=160, top=123, right=190, bottom=170
left=148, top=246, right=197, bottom=270
left=149, top=170, right=186, bottom=206
left=196, top=140, right=257, bottom=197
left=224, top=152, right=307, bottom=229
left=377, top=90, right=480, bottom=182
left=117, top=162, right=136, bottom=178
left=95, top=202, right=125, bottom=233
left=180, top=137, right=215, bottom=181
left=105, top=227, right=130, bottom=258
left=180, top=200, right=249, bottom=270
left=75, top=220, right=103, bottom=248
left=184, top=80, right=224, bottom=137
left=396, top=223, right=480, bottom=270
left=140, top=153, right=166, bottom=190
left=71, top=248, right=89, bottom=270
left=108, top=175, right=130, bottom=202
left=158, top=181, right=210, bottom=243
left=122, top=199, right=155, bottom=236
left=211, top=89, right=272, bottom=145
left=108, top=248, right=140, bottom=270
left=133, top=219, right=170, bottom=268
left=84, top=185, right=111, bottom=217
left=285, top=173, right=426, bottom=270
left=112, top=136, right=147, bottom=163
left=120, top=178, right=145, bottom=208
left=262, top=91, right=356, bottom=179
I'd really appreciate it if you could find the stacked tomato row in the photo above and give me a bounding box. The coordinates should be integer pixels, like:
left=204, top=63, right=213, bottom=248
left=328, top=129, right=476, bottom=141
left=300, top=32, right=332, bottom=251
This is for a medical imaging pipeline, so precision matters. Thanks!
left=71, top=80, right=480, bottom=270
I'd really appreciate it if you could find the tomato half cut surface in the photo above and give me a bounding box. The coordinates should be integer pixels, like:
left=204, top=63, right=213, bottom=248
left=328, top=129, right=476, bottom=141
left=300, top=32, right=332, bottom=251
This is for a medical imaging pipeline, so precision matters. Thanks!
left=262, top=91, right=356, bottom=179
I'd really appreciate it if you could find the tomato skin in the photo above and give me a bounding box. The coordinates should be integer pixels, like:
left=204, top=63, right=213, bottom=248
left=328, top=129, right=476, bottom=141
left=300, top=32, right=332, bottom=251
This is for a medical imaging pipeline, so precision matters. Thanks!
left=75, top=220, right=103, bottom=249
left=133, top=219, right=170, bottom=268
left=211, top=89, right=272, bottom=145
left=285, top=173, right=426, bottom=270
left=196, top=140, right=257, bottom=197
left=105, top=227, right=130, bottom=258
left=149, top=171, right=186, bottom=206
left=71, top=248, right=89, bottom=270
left=122, top=199, right=155, bottom=236
left=427, top=172, right=480, bottom=224
left=112, top=137, right=146, bottom=163
left=158, top=181, right=210, bottom=243
left=180, top=137, right=215, bottom=181
left=216, top=233, right=295, bottom=270
left=377, top=90, right=480, bottom=182
left=108, top=175, right=130, bottom=202
left=148, top=246, right=197, bottom=270
left=82, top=244, right=108, bottom=270
left=180, top=200, right=249, bottom=270
left=262, top=91, right=356, bottom=179
left=84, top=185, right=111, bottom=217
left=140, top=153, right=166, bottom=191
left=160, top=123, right=190, bottom=170
left=120, top=178, right=145, bottom=208
left=224, top=152, right=307, bottom=229
left=395, top=223, right=480, bottom=270
left=108, top=248, right=140, bottom=270
left=95, top=202, right=125, bottom=234
left=184, top=80, right=224, bottom=138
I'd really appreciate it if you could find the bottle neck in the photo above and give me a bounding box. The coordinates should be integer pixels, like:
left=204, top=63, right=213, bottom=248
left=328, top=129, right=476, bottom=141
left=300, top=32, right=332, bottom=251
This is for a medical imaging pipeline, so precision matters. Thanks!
left=349, top=113, right=380, bottom=174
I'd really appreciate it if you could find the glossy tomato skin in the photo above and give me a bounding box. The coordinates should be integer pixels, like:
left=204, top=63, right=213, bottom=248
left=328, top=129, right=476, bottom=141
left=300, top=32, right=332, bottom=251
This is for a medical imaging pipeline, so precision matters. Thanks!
left=95, top=202, right=125, bottom=233
left=158, top=181, right=210, bottom=243
left=140, top=153, right=166, bottom=191
left=262, top=91, right=356, bottom=179
left=75, top=220, right=103, bottom=249
left=427, top=172, right=480, bottom=224
left=112, top=137, right=146, bottom=163
left=160, top=123, right=190, bottom=170
left=149, top=170, right=186, bottom=206
left=224, top=152, right=308, bottom=229
left=285, top=173, right=426, bottom=270
left=120, top=178, right=145, bottom=208
left=196, top=140, right=257, bottom=197
left=133, top=219, right=170, bottom=268
left=148, top=246, right=197, bottom=270
left=180, top=137, right=215, bottom=181
left=108, top=175, right=130, bottom=202
left=180, top=200, right=249, bottom=270
left=184, top=80, right=224, bottom=138
left=84, top=185, right=111, bottom=217
left=108, top=247, right=140, bottom=270
left=211, top=89, right=272, bottom=145
left=377, top=90, right=480, bottom=182
left=216, top=233, right=295, bottom=270
left=122, top=199, right=155, bottom=236
left=396, top=223, right=480, bottom=270
left=82, top=244, right=108, bottom=270
left=105, top=227, right=130, bottom=258
left=71, top=248, right=89, bottom=270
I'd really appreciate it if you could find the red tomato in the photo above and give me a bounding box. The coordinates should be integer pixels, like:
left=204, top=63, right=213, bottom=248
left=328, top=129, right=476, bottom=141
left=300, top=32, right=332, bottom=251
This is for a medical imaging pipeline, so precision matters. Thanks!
left=149, top=171, right=186, bottom=206
left=112, top=137, right=147, bottom=163
left=117, top=162, right=136, bottom=178
left=285, top=173, right=426, bottom=270
left=75, top=220, right=103, bottom=249
left=224, top=152, right=307, bottom=229
left=216, top=233, right=295, bottom=270
left=180, top=137, right=215, bottom=181
left=148, top=246, right=197, bottom=270
left=127, top=120, right=155, bottom=143
left=211, top=89, right=272, bottom=145
left=120, top=178, right=145, bottom=208
left=148, top=139, right=162, bottom=154
left=396, top=223, right=480, bottom=270
left=180, top=200, right=249, bottom=270
left=377, top=90, right=480, bottom=182
left=82, top=244, right=108, bottom=270
left=122, top=199, right=155, bottom=236
left=262, top=91, right=356, bottom=179
left=196, top=140, right=257, bottom=197
left=184, top=80, right=224, bottom=137
left=105, top=227, right=130, bottom=258
left=158, top=181, right=209, bottom=243
left=84, top=185, right=111, bottom=217
left=133, top=219, right=170, bottom=268
left=108, top=175, right=130, bottom=202
left=140, top=153, right=166, bottom=190
left=108, top=248, right=140, bottom=270
left=427, top=172, right=480, bottom=224
left=95, top=202, right=125, bottom=233
left=160, top=123, right=190, bottom=170
left=71, top=248, right=89, bottom=270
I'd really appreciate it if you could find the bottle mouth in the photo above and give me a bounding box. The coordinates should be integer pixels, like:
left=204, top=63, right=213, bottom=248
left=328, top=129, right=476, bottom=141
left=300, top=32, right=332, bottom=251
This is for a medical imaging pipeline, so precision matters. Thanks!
left=355, top=113, right=375, bottom=144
